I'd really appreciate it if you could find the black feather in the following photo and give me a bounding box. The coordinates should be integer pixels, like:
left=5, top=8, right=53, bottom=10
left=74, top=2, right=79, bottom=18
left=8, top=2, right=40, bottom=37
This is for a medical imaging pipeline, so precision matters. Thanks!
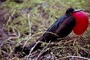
left=15, top=8, right=76, bottom=57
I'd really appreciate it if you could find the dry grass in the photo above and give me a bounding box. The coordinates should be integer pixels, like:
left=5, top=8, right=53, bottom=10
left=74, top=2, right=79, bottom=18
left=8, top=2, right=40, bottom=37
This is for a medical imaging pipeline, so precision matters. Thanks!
left=0, top=0, right=90, bottom=60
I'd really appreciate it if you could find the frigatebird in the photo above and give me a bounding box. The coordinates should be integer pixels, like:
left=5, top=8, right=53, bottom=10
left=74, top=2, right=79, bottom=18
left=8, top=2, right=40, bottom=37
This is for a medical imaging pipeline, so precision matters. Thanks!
left=15, top=8, right=89, bottom=57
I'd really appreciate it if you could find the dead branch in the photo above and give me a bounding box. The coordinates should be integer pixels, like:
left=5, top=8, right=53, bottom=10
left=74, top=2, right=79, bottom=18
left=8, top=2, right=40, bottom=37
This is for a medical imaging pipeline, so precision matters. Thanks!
left=36, top=42, right=50, bottom=60
left=6, top=9, right=16, bottom=25
left=7, top=29, right=20, bottom=40
left=59, top=56, right=90, bottom=60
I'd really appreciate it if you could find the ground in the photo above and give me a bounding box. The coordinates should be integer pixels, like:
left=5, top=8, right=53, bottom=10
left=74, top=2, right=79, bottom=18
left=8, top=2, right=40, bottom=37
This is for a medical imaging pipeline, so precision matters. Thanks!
left=0, top=0, right=90, bottom=60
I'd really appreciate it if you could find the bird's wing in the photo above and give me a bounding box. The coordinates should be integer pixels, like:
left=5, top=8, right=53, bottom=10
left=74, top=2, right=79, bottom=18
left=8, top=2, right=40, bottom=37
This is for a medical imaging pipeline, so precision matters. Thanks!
left=47, top=15, right=68, bottom=32
left=55, top=16, right=76, bottom=38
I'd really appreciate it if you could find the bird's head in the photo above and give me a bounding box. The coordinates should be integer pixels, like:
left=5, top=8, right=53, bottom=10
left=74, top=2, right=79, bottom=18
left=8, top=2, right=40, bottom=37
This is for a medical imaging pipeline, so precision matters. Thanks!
left=65, top=8, right=74, bottom=15
left=66, top=8, right=83, bottom=15
left=66, top=8, right=89, bottom=35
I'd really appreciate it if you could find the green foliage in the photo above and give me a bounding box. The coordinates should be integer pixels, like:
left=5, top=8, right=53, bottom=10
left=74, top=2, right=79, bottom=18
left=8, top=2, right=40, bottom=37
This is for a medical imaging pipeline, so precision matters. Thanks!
left=1, top=0, right=89, bottom=44
left=0, top=0, right=90, bottom=59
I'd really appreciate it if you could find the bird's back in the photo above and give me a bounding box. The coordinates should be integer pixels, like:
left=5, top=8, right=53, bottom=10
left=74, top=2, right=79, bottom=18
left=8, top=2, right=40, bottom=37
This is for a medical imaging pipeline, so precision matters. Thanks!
left=38, top=15, right=76, bottom=42
left=47, top=15, right=68, bottom=32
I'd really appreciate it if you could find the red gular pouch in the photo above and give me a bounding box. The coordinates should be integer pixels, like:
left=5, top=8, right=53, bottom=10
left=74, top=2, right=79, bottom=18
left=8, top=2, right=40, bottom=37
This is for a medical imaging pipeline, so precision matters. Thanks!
left=72, top=11, right=89, bottom=35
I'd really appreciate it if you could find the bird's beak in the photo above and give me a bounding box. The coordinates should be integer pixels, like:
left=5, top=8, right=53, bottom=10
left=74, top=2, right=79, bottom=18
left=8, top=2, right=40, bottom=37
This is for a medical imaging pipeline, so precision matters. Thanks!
left=73, top=9, right=84, bottom=12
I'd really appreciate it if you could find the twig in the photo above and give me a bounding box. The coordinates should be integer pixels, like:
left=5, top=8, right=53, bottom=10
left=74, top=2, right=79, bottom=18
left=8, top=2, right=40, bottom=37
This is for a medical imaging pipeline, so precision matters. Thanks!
left=36, top=42, right=50, bottom=60
left=59, top=56, right=90, bottom=60
left=7, top=28, right=20, bottom=40
left=23, top=13, right=31, bottom=48
left=6, top=9, right=16, bottom=25
left=28, top=14, right=31, bottom=37
left=15, top=30, right=45, bottom=47
left=30, top=41, right=42, bottom=53
left=25, top=41, right=42, bottom=60
left=8, top=45, right=13, bottom=57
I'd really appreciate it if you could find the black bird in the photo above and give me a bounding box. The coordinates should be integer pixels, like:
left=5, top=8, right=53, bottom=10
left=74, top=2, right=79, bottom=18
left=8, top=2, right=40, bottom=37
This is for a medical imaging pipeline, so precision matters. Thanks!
left=0, top=0, right=6, bottom=2
left=15, top=8, right=88, bottom=57
left=14, top=0, right=23, bottom=3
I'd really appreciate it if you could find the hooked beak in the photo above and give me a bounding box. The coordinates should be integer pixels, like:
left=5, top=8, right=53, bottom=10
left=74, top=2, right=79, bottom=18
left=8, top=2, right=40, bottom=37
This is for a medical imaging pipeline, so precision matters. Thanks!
left=73, top=9, right=84, bottom=12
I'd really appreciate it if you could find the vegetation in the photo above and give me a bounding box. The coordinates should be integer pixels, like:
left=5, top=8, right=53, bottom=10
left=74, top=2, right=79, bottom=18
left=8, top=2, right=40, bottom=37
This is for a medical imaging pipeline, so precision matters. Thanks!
left=0, top=0, right=90, bottom=60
